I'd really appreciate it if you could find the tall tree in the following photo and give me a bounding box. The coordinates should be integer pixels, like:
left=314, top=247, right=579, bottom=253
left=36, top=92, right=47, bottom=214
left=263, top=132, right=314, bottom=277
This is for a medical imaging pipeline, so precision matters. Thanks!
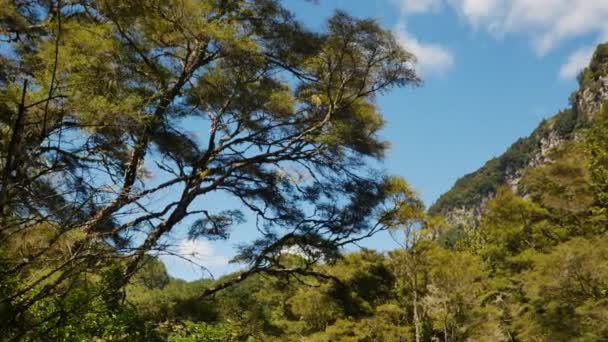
left=0, top=0, right=420, bottom=335
left=387, top=185, right=426, bottom=342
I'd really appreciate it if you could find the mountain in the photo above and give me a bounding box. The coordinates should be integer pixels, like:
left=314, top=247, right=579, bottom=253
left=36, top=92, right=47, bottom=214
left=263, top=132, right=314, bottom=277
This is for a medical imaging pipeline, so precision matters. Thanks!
left=429, top=43, right=608, bottom=228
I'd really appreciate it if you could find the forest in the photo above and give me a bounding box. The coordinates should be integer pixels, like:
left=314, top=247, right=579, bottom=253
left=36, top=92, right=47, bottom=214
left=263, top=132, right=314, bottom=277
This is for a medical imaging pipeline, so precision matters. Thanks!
left=1, top=0, right=607, bottom=341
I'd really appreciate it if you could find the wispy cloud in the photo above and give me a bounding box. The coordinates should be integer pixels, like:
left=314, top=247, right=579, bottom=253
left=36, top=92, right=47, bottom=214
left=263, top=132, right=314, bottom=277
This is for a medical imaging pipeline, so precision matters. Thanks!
left=394, top=24, right=455, bottom=76
left=394, top=0, right=442, bottom=14
left=161, top=239, right=231, bottom=280
left=393, top=0, right=608, bottom=78
left=559, top=47, right=595, bottom=80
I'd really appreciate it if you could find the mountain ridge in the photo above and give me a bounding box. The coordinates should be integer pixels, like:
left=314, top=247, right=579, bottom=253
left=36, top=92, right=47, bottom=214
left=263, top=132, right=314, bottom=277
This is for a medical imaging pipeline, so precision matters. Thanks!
left=429, top=43, right=608, bottom=228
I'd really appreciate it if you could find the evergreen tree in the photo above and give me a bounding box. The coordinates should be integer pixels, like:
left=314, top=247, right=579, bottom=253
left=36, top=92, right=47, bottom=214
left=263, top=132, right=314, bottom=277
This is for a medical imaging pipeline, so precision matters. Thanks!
left=0, top=0, right=420, bottom=338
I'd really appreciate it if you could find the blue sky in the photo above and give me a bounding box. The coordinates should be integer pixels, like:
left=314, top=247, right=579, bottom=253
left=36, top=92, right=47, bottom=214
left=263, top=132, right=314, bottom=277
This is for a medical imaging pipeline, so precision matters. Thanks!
left=163, top=0, right=608, bottom=280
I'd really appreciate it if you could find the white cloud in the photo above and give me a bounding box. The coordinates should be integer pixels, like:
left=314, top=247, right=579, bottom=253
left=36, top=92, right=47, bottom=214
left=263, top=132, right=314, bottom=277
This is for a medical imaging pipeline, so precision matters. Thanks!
left=176, top=239, right=229, bottom=267
left=395, top=24, right=455, bottom=75
left=394, top=0, right=608, bottom=52
left=559, top=46, right=594, bottom=80
left=395, top=0, right=442, bottom=14
left=393, top=0, right=608, bottom=78
left=511, top=0, right=608, bottom=56
left=449, top=0, right=608, bottom=55
left=159, top=239, right=231, bottom=280
left=448, top=0, right=503, bottom=27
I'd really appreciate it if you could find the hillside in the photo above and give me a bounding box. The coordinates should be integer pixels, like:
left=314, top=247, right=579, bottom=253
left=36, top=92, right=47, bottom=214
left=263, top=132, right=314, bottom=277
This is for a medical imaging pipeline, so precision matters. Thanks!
left=429, top=43, right=608, bottom=227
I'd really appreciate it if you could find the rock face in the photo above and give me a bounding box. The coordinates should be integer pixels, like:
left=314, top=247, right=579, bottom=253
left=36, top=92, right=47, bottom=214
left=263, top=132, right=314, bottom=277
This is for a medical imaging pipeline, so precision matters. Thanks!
left=429, top=113, right=577, bottom=228
left=506, top=128, right=563, bottom=192
left=429, top=43, right=608, bottom=228
left=574, top=43, right=608, bottom=118
left=576, top=75, right=608, bottom=118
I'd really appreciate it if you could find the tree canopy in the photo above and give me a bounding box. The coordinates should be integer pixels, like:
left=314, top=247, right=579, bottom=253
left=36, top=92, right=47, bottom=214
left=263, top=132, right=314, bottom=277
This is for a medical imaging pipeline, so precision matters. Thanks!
left=0, top=0, right=423, bottom=338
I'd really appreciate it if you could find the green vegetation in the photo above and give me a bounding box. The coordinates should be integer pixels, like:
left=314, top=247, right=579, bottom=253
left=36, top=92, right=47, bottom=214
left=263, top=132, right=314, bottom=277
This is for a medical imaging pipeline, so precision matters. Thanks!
left=578, top=43, right=608, bottom=93
left=79, top=137, right=608, bottom=340
left=0, top=0, right=422, bottom=339
left=1, top=0, right=608, bottom=340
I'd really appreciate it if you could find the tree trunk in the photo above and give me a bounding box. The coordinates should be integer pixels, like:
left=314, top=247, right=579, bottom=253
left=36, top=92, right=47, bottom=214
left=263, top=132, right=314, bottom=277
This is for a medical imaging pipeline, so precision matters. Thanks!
left=0, top=79, right=28, bottom=217
left=413, top=281, right=421, bottom=342
left=443, top=306, right=449, bottom=342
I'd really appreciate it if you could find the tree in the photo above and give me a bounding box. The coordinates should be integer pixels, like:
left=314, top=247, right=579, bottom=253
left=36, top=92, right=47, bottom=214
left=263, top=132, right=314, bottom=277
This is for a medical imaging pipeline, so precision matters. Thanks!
left=135, top=256, right=171, bottom=290
left=385, top=186, right=426, bottom=342
left=587, top=105, right=608, bottom=217
left=0, top=0, right=420, bottom=336
left=520, top=143, right=594, bottom=215
left=421, top=247, right=490, bottom=342
left=477, top=187, right=553, bottom=274
left=517, top=237, right=608, bottom=340
left=389, top=243, right=429, bottom=342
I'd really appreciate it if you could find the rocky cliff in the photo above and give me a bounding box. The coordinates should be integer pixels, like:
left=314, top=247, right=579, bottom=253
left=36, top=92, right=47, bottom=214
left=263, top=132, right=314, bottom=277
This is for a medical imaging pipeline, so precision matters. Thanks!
left=429, top=43, right=608, bottom=228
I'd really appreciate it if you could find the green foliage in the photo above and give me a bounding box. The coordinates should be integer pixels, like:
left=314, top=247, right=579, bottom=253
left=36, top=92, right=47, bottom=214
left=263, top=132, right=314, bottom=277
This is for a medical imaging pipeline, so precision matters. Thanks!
left=552, top=108, right=582, bottom=138
left=135, top=256, right=172, bottom=290
left=1, top=1, right=608, bottom=341
left=0, top=265, right=158, bottom=341
left=289, top=285, right=344, bottom=332
left=589, top=43, right=608, bottom=74
left=479, top=187, right=552, bottom=270
left=521, top=143, right=594, bottom=214
left=516, top=237, right=608, bottom=340
left=128, top=277, right=216, bottom=323
left=166, top=322, right=239, bottom=342
left=587, top=107, right=608, bottom=211
left=308, top=305, right=412, bottom=342
left=579, top=43, right=608, bottom=90
left=425, top=61, right=608, bottom=340
left=422, top=246, right=493, bottom=341
left=1, top=0, right=422, bottom=339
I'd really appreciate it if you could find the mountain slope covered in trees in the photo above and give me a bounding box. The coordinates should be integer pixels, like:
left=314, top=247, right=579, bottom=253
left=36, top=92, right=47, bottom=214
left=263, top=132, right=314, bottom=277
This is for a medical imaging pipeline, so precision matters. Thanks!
left=430, top=43, right=608, bottom=229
